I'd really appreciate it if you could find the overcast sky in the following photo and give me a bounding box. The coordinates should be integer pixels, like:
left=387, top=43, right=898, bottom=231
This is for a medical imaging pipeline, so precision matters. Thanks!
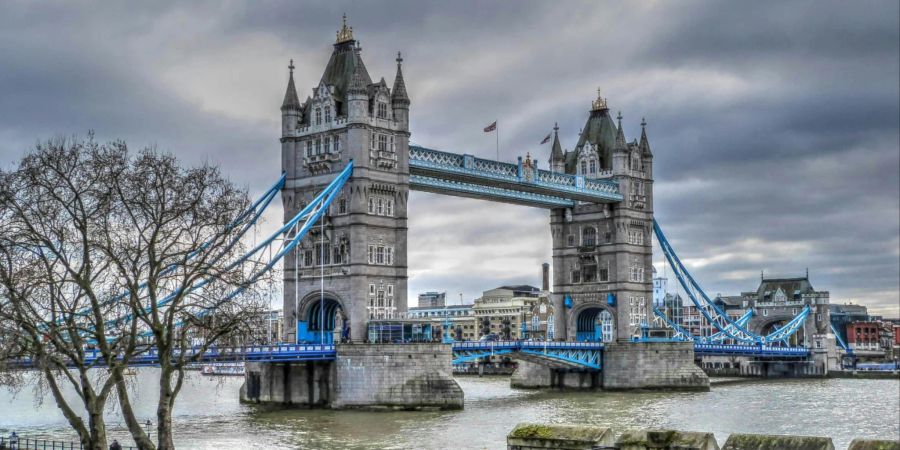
left=1, top=1, right=898, bottom=315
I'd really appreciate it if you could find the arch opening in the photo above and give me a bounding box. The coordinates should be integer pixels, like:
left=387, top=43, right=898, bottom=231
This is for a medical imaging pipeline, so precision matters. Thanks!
left=298, top=297, right=344, bottom=344
left=575, top=307, right=615, bottom=343
left=760, top=319, right=805, bottom=347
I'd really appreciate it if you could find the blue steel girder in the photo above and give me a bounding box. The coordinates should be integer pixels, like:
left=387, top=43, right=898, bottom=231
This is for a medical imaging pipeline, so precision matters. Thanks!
left=693, top=343, right=809, bottom=358
left=409, top=146, right=623, bottom=206
left=451, top=341, right=604, bottom=369
left=410, top=174, right=575, bottom=208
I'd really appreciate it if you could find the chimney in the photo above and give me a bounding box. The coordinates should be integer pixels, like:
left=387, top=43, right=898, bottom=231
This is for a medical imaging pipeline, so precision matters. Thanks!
left=542, top=263, right=550, bottom=291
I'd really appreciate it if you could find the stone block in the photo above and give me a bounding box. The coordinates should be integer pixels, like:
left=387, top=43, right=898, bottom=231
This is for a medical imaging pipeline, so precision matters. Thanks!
left=603, top=342, right=709, bottom=391
left=721, top=433, right=834, bottom=450
left=616, top=429, right=719, bottom=450
left=506, top=423, right=615, bottom=450
left=847, top=439, right=900, bottom=450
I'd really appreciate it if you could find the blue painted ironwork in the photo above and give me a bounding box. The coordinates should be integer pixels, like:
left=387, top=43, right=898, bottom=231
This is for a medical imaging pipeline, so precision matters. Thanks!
left=653, top=220, right=810, bottom=345
left=693, top=343, right=809, bottom=358
left=831, top=323, right=852, bottom=354
left=451, top=341, right=603, bottom=369
left=11, top=344, right=336, bottom=369
left=409, top=145, right=623, bottom=205
left=410, top=174, right=575, bottom=208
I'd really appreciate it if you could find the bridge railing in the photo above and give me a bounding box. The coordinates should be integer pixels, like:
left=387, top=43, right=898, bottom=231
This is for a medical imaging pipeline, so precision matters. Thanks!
left=451, top=341, right=604, bottom=351
left=693, top=343, right=809, bottom=357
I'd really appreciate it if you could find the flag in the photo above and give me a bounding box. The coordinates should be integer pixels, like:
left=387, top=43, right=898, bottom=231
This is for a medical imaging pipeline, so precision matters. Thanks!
left=483, top=121, right=497, bottom=132
left=540, top=133, right=551, bottom=144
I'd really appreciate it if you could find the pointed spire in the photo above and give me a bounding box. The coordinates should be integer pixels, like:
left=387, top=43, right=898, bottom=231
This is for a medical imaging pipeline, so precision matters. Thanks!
left=639, top=117, right=652, bottom=158
left=614, top=111, right=627, bottom=152
left=347, top=55, right=368, bottom=95
left=281, top=59, right=300, bottom=111
left=391, top=51, right=410, bottom=105
left=550, top=122, right=564, bottom=162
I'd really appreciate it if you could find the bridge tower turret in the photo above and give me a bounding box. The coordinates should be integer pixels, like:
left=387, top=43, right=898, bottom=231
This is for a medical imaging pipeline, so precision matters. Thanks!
left=550, top=90, right=654, bottom=343
left=281, top=17, right=410, bottom=343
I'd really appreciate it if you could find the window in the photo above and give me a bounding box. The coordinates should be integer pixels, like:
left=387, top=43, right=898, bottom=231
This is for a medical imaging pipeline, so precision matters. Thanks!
left=763, top=309, right=768, bottom=317
left=303, top=250, right=313, bottom=267
left=324, top=136, right=331, bottom=154
left=628, top=230, right=643, bottom=245
left=367, top=244, right=394, bottom=266
left=582, top=227, right=597, bottom=246
left=315, top=139, right=322, bottom=155
left=589, top=160, right=596, bottom=174
left=333, top=137, right=340, bottom=153
left=599, top=268, right=609, bottom=282
left=324, top=106, right=331, bottom=123
left=332, top=246, right=342, bottom=265
left=315, top=108, right=322, bottom=125
left=582, top=264, right=596, bottom=283
left=378, top=134, right=388, bottom=152
left=580, top=161, right=587, bottom=174
left=377, top=102, right=388, bottom=119
left=571, top=270, right=581, bottom=284
left=377, top=198, right=384, bottom=215
left=368, top=198, right=375, bottom=214
left=567, top=235, right=575, bottom=246
left=386, top=199, right=394, bottom=216
left=306, top=141, right=313, bottom=157
left=629, top=297, right=647, bottom=330
left=368, top=195, right=393, bottom=217
left=629, top=266, right=644, bottom=282
left=338, top=197, right=347, bottom=214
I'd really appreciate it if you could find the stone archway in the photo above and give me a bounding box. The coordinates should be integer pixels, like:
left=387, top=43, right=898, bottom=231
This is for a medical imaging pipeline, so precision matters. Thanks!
left=297, top=292, right=347, bottom=344
left=570, top=304, right=616, bottom=343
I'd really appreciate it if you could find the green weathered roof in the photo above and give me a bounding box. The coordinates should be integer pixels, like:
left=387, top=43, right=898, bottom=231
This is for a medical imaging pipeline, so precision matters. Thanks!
left=566, top=108, right=618, bottom=173
left=319, top=41, right=372, bottom=112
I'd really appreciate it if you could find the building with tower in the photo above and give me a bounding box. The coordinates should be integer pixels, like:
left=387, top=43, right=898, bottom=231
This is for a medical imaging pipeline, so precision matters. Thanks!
left=549, top=91, right=655, bottom=343
left=281, top=16, right=411, bottom=343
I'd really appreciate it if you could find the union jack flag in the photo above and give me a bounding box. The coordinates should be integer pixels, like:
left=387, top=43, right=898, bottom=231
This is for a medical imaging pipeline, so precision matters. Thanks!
left=483, top=121, right=497, bottom=132
left=540, top=133, right=551, bottom=144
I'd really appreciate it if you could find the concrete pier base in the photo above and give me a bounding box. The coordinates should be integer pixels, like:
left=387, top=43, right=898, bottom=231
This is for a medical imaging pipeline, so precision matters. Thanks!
left=602, top=342, right=709, bottom=391
left=510, top=360, right=600, bottom=389
left=240, top=343, right=463, bottom=410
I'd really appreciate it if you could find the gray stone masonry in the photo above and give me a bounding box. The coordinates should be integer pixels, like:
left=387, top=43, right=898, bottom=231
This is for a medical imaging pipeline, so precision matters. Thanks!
left=847, top=439, right=900, bottom=450
left=616, top=429, right=719, bottom=450
left=332, top=343, right=463, bottom=409
left=722, top=433, right=835, bottom=450
left=602, top=342, right=709, bottom=390
left=240, top=361, right=333, bottom=406
left=510, top=359, right=600, bottom=389
left=507, top=423, right=615, bottom=450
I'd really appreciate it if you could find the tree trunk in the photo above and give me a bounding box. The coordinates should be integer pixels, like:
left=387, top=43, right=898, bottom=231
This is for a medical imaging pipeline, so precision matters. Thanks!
left=114, top=368, right=156, bottom=450
left=156, top=367, right=176, bottom=450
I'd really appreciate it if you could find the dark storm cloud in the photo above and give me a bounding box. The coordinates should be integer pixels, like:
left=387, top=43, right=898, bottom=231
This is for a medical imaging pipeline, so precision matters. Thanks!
left=0, top=1, right=897, bottom=314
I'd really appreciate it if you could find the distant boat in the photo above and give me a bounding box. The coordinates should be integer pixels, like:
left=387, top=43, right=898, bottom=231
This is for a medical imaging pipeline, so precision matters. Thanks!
left=200, top=363, right=246, bottom=376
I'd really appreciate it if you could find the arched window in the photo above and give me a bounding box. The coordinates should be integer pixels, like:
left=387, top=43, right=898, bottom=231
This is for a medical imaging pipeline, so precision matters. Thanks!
left=324, top=136, right=331, bottom=153
left=582, top=227, right=597, bottom=246
left=580, top=161, right=587, bottom=174
left=324, top=106, right=331, bottom=123
left=589, top=159, right=596, bottom=174
left=315, top=139, right=321, bottom=155
left=315, top=108, right=322, bottom=125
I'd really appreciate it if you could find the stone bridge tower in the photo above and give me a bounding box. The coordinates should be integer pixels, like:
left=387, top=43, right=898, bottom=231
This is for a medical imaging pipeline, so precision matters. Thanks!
left=550, top=92, right=654, bottom=343
left=281, top=18, right=410, bottom=343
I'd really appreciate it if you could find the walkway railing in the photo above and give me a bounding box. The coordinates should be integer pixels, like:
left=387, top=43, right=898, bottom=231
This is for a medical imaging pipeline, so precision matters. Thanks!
left=0, top=435, right=137, bottom=450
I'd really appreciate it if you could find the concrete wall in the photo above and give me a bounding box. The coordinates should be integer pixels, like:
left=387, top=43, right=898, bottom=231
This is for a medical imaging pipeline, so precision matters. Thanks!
left=510, top=360, right=600, bottom=389
left=722, top=433, right=834, bottom=450
left=332, top=343, right=463, bottom=409
left=240, top=361, right=333, bottom=406
left=602, top=342, right=709, bottom=390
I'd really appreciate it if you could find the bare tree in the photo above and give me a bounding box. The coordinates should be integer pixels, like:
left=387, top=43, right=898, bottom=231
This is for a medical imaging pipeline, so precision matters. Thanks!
left=0, top=136, right=269, bottom=450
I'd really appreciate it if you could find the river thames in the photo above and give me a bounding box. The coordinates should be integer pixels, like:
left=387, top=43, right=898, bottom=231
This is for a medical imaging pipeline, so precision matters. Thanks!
left=1, top=370, right=897, bottom=449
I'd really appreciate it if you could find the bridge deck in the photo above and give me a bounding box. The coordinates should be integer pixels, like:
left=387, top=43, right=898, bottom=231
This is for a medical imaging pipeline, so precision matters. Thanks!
left=409, top=146, right=623, bottom=208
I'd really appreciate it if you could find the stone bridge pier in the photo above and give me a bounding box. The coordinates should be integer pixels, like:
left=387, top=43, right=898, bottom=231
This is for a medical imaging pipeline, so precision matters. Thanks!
left=241, top=343, right=463, bottom=410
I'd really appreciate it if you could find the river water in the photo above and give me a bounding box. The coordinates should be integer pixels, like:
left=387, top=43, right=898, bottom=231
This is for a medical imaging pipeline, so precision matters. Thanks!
left=0, top=370, right=897, bottom=449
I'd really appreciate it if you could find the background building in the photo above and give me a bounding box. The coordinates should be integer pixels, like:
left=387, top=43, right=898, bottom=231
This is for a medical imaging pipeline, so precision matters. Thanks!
left=417, top=291, right=446, bottom=308
left=473, top=285, right=542, bottom=340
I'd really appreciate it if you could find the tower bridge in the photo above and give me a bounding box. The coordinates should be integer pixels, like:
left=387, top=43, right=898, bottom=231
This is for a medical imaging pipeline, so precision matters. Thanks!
left=6, top=18, right=834, bottom=408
